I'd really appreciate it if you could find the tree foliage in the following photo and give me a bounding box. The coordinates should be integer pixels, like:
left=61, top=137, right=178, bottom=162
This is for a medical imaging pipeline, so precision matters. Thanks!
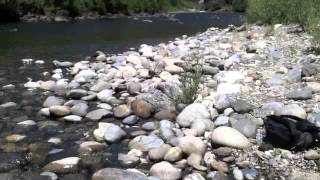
left=0, top=0, right=246, bottom=21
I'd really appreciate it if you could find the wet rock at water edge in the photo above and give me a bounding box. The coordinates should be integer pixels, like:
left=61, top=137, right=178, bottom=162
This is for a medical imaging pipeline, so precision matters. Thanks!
left=79, top=141, right=106, bottom=154
left=118, top=153, right=140, bottom=167
left=71, top=103, right=88, bottom=117
left=49, top=106, right=71, bottom=117
left=42, top=157, right=80, bottom=173
left=43, top=96, right=65, bottom=108
left=0, top=152, right=28, bottom=172
left=113, top=104, right=132, bottom=118
left=93, top=123, right=126, bottom=143
left=64, top=115, right=82, bottom=122
left=150, top=161, right=182, bottom=180
left=148, top=144, right=171, bottom=161
left=92, top=168, right=148, bottom=180
left=129, top=135, right=164, bottom=152
left=86, top=109, right=112, bottom=121
left=67, top=89, right=88, bottom=99
left=103, top=124, right=127, bottom=143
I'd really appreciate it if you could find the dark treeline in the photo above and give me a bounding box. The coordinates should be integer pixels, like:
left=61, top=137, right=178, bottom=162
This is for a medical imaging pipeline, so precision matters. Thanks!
left=0, top=0, right=246, bottom=22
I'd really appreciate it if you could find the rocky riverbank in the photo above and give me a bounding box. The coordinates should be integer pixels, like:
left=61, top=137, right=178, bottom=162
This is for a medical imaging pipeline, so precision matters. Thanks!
left=1, top=24, right=320, bottom=180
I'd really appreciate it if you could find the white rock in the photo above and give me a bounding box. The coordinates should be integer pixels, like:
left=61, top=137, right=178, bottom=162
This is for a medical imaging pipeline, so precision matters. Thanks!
left=74, top=69, right=97, bottom=82
left=280, top=104, right=307, bottom=119
left=17, top=120, right=36, bottom=126
left=97, top=89, right=114, bottom=102
left=178, top=136, right=206, bottom=155
left=40, top=172, right=58, bottom=180
left=64, top=115, right=82, bottom=122
left=150, top=161, right=182, bottom=180
left=211, top=126, right=251, bottom=149
left=217, top=83, right=241, bottom=94
left=176, top=103, right=211, bottom=128
left=215, top=71, right=245, bottom=83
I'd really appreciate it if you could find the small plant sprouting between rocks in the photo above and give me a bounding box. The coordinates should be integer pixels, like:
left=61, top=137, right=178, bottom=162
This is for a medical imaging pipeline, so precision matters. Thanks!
left=167, top=53, right=204, bottom=108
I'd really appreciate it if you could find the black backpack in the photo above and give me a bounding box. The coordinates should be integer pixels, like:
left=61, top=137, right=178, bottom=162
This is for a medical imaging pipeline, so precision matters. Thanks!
left=264, top=115, right=320, bottom=151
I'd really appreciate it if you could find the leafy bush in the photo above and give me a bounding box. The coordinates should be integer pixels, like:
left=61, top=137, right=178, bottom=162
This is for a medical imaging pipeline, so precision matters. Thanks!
left=232, top=0, right=246, bottom=12
left=0, top=3, right=19, bottom=22
left=247, top=0, right=320, bottom=43
left=203, top=0, right=226, bottom=11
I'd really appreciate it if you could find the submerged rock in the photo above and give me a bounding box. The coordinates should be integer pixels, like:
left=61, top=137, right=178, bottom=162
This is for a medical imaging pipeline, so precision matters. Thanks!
left=92, top=168, right=148, bottom=180
left=150, top=161, right=182, bottom=180
left=42, top=157, right=80, bottom=173
left=129, top=135, right=164, bottom=152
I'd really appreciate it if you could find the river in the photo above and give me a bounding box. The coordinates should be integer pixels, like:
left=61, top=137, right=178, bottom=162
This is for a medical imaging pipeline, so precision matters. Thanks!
left=0, top=12, right=243, bottom=179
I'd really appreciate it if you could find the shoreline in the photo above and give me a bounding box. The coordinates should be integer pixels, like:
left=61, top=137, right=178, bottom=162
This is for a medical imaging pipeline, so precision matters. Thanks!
left=1, top=24, right=320, bottom=179
left=6, top=9, right=239, bottom=23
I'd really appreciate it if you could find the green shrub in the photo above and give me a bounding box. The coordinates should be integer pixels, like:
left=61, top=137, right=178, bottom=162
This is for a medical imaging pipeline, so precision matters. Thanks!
left=247, top=0, right=320, bottom=44
left=232, top=0, right=246, bottom=12
left=167, top=54, right=203, bottom=106
left=177, top=62, right=203, bottom=105
left=203, top=0, right=226, bottom=11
